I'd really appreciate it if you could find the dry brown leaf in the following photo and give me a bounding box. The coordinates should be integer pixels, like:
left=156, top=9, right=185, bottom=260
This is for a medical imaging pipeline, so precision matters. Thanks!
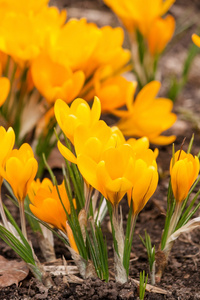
left=114, top=250, right=127, bottom=284
left=67, top=246, right=87, bottom=278
left=168, top=217, right=200, bottom=243
left=0, top=256, right=29, bottom=287
left=78, top=209, right=87, bottom=243
left=43, top=265, right=78, bottom=276
left=36, top=231, right=56, bottom=263
left=85, top=260, right=97, bottom=279
left=64, top=274, right=84, bottom=284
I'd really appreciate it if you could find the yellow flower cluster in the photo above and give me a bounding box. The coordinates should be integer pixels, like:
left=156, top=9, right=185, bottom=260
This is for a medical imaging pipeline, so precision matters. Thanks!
left=30, top=19, right=132, bottom=111
left=104, top=0, right=175, bottom=56
left=55, top=96, right=158, bottom=216
left=0, top=125, right=78, bottom=250
left=0, top=0, right=177, bottom=147
left=0, top=0, right=133, bottom=116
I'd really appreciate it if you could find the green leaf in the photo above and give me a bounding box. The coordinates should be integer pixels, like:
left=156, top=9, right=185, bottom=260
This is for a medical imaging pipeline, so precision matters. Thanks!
left=140, top=231, right=155, bottom=272
left=176, top=184, right=200, bottom=230
left=107, top=201, right=118, bottom=256
left=123, top=202, right=134, bottom=275
left=161, top=180, right=175, bottom=250
left=136, top=30, right=146, bottom=65
left=0, top=226, right=35, bottom=265
left=139, top=271, right=148, bottom=300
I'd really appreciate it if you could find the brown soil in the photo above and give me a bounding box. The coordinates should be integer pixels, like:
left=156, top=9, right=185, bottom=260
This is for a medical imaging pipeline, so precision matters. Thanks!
left=1, top=0, right=200, bottom=299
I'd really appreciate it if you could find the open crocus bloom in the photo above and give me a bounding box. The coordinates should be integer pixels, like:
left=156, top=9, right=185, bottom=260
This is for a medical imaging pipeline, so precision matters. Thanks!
left=57, top=120, right=113, bottom=165
left=0, top=1, right=66, bottom=66
left=81, top=25, right=131, bottom=78
left=91, top=72, right=135, bottom=113
left=31, top=53, right=85, bottom=104
left=170, top=150, right=200, bottom=202
left=116, top=81, right=177, bottom=145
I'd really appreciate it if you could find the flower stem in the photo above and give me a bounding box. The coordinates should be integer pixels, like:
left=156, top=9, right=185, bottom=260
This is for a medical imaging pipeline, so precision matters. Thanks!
left=19, top=200, right=27, bottom=240
left=84, top=183, right=93, bottom=216
left=129, top=213, right=137, bottom=241
left=163, top=201, right=182, bottom=258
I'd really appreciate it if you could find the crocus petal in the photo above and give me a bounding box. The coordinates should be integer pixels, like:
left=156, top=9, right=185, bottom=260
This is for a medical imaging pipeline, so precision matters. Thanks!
left=192, top=34, right=200, bottom=47
left=77, top=154, right=99, bottom=191
left=0, top=77, right=10, bottom=106
left=149, top=135, right=176, bottom=145
left=135, top=81, right=161, bottom=110
left=91, top=96, right=101, bottom=125
left=57, top=141, right=77, bottom=164
left=171, top=160, right=189, bottom=202
left=160, top=0, right=176, bottom=15
left=132, top=166, right=158, bottom=215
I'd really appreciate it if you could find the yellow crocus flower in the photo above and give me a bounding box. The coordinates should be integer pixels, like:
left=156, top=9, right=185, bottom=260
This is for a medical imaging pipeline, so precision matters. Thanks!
left=0, top=2, right=66, bottom=66
left=29, top=180, right=78, bottom=253
left=147, top=16, right=175, bottom=56
left=170, top=150, right=200, bottom=202
left=3, top=143, right=38, bottom=202
left=54, top=97, right=101, bottom=144
left=82, top=25, right=131, bottom=78
left=0, top=12, right=41, bottom=65
left=77, top=144, right=135, bottom=206
left=31, top=53, right=85, bottom=104
left=29, top=181, right=74, bottom=232
left=47, top=18, right=101, bottom=72
left=192, top=34, right=200, bottom=48
left=103, top=0, right=175, bottom=37
left=127, top=156, right=158, bottom=238
left=88, top=70, right=135, bottom=113
left=116, top=81, right=177, bottom=145
left=128, top=160, right=158, bottom=216
left=46, top=18, right=130, bottom=79
left=58, top=120, right=112, bottom=165
left=2, top=142, right=38, bottom=238
left=28, top=177, right=54, bottom=203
